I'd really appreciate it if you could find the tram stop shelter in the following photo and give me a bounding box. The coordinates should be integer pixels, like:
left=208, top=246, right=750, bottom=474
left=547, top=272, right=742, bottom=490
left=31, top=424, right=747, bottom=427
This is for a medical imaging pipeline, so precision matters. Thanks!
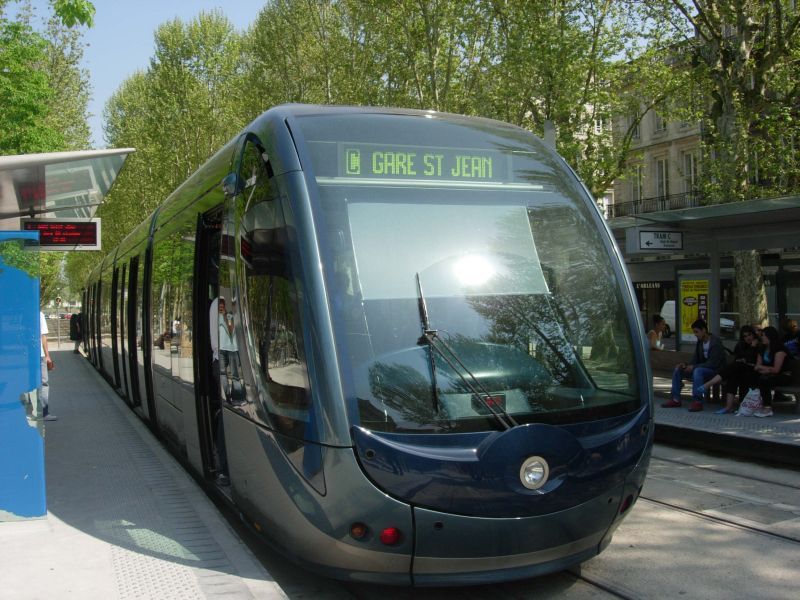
left=608, top=195, right=800, bottom=341
left=0, top=148, right=132, bottom=521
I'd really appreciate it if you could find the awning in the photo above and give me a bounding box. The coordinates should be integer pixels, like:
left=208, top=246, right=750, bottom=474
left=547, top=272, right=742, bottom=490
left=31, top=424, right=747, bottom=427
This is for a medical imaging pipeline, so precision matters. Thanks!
left=0, top=148, right=134, bottom=224
left=609, top=195, right=800, bottom=255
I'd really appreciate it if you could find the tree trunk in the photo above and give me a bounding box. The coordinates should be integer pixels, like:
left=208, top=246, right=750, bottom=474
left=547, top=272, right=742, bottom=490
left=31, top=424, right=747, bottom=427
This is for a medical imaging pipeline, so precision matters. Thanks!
left=733, top=249, right=768, bottom=329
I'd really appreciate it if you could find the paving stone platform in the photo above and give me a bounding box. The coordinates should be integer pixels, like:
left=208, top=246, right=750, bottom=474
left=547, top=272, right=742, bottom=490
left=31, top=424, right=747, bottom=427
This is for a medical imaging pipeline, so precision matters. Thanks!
left=0, top=346, right=287, bottom=599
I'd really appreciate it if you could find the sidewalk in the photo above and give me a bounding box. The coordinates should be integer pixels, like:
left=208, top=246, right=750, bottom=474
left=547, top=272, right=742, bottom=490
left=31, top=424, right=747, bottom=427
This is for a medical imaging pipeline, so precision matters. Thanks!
left=0, top=346, right=287, bottom=599
left=653, top=374, right=800, bottom=466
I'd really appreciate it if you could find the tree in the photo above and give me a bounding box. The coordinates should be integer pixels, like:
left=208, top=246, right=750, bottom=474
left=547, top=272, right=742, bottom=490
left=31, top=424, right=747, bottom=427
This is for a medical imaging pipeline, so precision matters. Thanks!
left=0, top=1, right=94, bottom=154
left=482, top=1, right=693, bottom=199
left=81, top=0, right=748, bottom=308
left=0, top=17, right=63, bottom=153
left=645, top=0, right=800, bottom=327
left=38, top=251, right=64, bottom=306
left=40, top=14, right=92, bottom=150
left=80, top=10, right=246, bottom=266
left=2, top=1, right=93, bottom=302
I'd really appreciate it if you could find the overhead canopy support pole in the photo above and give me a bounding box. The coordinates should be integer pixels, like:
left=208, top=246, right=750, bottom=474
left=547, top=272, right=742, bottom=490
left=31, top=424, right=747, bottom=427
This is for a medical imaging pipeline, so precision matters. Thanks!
left=709, top=240, right=721, bottom=336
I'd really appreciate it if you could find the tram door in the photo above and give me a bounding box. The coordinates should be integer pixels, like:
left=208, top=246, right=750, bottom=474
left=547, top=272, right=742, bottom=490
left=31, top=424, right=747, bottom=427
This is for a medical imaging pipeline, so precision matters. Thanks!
left=194, top=208, right=225, bottom=483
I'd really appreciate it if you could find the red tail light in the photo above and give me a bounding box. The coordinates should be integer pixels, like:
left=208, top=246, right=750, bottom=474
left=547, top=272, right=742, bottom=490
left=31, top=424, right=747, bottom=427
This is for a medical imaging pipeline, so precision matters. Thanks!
left=379, top=527, right=401, bottom=545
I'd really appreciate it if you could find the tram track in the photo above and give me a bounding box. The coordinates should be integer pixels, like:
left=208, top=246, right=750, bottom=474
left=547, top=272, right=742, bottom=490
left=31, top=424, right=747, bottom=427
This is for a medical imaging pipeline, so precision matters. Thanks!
left=637, top=495, right=800, bottom=545
left=650, top=453, right=800, bottom=492
left=566, top=570, right=638, bottom=600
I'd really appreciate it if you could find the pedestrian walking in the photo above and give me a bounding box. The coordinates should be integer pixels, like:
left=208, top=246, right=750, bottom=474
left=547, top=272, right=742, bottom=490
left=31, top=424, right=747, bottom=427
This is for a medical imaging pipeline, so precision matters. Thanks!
left=39, top=310, right=57, bottom=421
left=70, top=310, right=83, bottom=354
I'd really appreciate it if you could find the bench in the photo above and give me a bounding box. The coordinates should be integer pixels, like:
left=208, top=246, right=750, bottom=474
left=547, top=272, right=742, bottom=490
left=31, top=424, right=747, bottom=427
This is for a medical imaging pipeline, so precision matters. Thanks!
left=649, top=349, right=724, bottom=402
left=771, top=357, right=800, bottom=413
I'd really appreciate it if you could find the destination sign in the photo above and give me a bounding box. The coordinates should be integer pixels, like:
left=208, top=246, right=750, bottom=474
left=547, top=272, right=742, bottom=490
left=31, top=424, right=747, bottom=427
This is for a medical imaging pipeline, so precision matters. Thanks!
left=21, top=218, right=101, bottom=251
left=338, top=143, right=508, bottom=182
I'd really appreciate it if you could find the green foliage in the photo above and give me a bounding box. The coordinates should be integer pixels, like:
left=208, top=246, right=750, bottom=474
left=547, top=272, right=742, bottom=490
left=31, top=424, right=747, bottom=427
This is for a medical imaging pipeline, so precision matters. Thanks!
left=90, top=0, right=693, bottom=237
left=239, top=0, right=685, bottom=198
left=52, top=0, right=95, bottom=28
left=0, top=19, right=64, bottom=153
left=643, top=0, right=800, bottom=202
left=41, top=15, right=92, bottom=150
left=634, top=1, right=800, bottom=326
left=95, top=11, right=245, bottom=253
left=63, top=248, right=94, bottom=297
left=66, top=0, right=799, bottom=300
left=0, top=2, right=91, bottom=154
left=38, top=251, right=65, bottom=305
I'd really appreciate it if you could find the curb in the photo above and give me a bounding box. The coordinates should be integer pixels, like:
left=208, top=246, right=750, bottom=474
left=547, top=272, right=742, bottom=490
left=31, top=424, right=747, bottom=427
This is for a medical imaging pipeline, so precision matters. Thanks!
left=654, top=423, right=800, bottom=468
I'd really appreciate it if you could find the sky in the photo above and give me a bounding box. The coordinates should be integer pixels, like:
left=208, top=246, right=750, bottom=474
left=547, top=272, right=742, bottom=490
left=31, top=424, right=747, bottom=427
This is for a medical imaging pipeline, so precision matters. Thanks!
left=26, top=1, right=266, bottom=148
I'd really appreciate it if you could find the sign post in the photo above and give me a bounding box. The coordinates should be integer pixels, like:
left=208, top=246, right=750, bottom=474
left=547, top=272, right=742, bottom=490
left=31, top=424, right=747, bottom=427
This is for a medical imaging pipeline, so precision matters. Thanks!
left=55, top=296, right=62, bottom=346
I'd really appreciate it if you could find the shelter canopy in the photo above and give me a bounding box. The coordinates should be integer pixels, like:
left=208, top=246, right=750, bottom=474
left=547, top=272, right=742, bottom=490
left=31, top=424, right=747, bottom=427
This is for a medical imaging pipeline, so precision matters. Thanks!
left=610, top=195, right=800, bottom=254
left=0, top=148, right=133, bottom=226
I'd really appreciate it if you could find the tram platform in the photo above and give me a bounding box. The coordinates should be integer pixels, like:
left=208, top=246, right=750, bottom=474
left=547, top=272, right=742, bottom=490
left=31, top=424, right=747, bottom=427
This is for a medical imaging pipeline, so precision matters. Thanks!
left=652, top=374, right=800, bottom=467
left=0, top=346, right=286, bottom=600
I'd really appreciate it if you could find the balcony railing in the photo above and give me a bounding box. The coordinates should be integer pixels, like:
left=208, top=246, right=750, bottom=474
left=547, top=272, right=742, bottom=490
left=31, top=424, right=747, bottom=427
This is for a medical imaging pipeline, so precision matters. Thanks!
left=608, top=191, right=702, bottom=218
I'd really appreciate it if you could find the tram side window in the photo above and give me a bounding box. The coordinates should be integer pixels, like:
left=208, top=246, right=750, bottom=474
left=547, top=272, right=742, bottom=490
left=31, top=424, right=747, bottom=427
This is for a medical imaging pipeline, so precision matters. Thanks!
left=152, top=222, right=195, bottom=383
left=237, top=189, right=312, bottom=439
left=171, top=221, right=195, bottom=382
left=151, top=235, right=176, bottom=376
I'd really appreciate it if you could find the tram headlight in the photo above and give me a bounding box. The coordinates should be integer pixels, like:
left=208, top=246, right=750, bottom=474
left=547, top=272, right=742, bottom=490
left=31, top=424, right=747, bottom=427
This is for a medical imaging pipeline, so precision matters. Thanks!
left=520, top=456, right=549, bottom=490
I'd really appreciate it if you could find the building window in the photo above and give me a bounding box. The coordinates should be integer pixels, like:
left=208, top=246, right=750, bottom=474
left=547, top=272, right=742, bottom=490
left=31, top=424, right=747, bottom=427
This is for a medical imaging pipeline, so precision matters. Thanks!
left=598, top=191, right=613, bottom=218
left=682, top=151, right=698, bottom=193
left=631, top=165, right=643, bottom=202
left=653, top=112, right=667, bottom=134
left=631, top=113, right=640, bottom=140
left=594, top=117, right=608, bottom=135
left=656, top=158, right=669, bottom=199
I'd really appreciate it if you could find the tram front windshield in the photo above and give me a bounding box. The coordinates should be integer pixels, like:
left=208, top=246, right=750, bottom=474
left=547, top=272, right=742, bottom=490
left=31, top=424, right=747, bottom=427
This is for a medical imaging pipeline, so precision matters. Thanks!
left=298, top=113, right=640, bottom=433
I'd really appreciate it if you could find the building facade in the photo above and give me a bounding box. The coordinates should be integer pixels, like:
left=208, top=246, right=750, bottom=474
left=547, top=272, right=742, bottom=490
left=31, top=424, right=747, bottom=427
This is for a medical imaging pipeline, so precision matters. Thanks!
left=610, top=110, right=701, bottom=219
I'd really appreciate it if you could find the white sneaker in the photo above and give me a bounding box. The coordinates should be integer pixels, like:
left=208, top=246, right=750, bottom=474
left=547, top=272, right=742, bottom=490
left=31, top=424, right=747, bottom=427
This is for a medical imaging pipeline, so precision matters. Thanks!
left=43, top=414, right=58, bottom=421
left=753, top=408, right=773, bottom=418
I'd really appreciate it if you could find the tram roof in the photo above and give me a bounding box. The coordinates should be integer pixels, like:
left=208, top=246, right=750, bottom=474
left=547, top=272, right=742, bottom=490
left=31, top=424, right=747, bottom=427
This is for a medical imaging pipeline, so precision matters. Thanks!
left=272, top=103, right=526, bottom=130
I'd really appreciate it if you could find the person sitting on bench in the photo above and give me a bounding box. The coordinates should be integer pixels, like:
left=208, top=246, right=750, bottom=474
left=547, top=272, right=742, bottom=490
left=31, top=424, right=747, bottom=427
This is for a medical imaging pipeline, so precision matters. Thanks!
left=662, top=319, right=727, bottom=412
left=698, top=325, right=759, bottom=414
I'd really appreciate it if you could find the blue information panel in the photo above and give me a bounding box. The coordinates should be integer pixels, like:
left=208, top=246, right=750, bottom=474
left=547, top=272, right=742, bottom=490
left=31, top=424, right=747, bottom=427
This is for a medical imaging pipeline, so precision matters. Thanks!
left=0, top=231, right=45, bottom=520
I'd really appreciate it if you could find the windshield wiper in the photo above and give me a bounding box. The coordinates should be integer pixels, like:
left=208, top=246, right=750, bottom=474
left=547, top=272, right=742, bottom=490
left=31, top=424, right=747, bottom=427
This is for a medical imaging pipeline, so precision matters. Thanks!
left=415, top=273, right=518, bottom=430
left=416, top=273, right=441, bottom=413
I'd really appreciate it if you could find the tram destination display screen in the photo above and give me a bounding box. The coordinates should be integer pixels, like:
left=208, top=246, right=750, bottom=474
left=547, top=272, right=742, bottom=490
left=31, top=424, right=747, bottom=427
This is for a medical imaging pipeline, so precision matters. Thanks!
left=342, top=143, right=507, bottom=182
left=309, top=141, right=515, bottom=183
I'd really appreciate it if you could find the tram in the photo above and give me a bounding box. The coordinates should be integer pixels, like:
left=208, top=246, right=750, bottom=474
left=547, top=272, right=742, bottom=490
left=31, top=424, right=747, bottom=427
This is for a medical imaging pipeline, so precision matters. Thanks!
left=85, top=104, right=653, bottom=585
